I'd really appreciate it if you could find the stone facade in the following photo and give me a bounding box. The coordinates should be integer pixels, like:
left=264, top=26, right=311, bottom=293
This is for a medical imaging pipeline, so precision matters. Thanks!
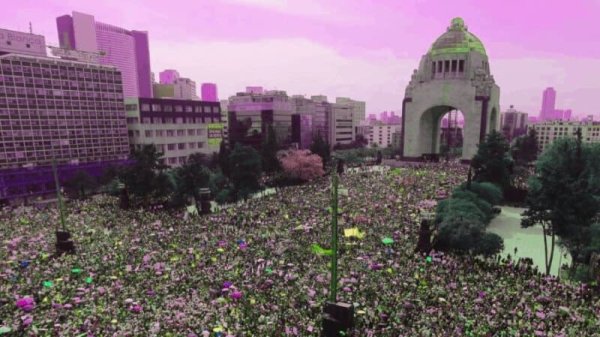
left=402, top=18, right=500, bottom=161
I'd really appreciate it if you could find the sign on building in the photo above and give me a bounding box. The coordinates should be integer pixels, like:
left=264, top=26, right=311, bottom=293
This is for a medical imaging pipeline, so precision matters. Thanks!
left=207, top=123, right=224, bottom=146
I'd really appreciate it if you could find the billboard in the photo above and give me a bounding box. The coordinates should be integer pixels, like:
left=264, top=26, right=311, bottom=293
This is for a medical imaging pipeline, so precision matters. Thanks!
left=207, top=123, right=224, bottom=146
left=0, top=29, right=46, bottom=57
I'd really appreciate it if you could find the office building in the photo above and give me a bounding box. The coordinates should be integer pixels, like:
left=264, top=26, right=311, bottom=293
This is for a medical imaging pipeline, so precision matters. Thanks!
left=154, top=69, right=197, bottom=100
left=500, top=105, right=528, bottom=142
left=125, top=97, right=222, bottom=166
left=336, top=97, right=365, bottom=130
left=201, top=83, right=218, bottom=102
left=368, top=122, right=401, bottom=148
left=540, top=87, right=556, bottom=121
left=532, top=120, right=600, bottom=152
left=330, top=102, right=354, bottom=147
left=0, top=28, right=129, bottom=202
left=56, top=11, right=153, bottom=98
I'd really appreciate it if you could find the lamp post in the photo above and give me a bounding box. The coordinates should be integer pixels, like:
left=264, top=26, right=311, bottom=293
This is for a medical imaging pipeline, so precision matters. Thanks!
left=322, top=158, right=354, bottom=337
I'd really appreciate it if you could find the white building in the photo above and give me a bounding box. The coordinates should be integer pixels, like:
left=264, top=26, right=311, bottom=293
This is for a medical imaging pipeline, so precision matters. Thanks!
left=532, top=120, right=600, bottom=153
left=369, top=122, right=402, bottom=148
left=336, top=97, right=366, bottom=132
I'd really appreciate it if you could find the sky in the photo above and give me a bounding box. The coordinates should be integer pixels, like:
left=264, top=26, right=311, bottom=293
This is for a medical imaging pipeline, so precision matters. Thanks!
left=1, top=0, right=599, bottom=117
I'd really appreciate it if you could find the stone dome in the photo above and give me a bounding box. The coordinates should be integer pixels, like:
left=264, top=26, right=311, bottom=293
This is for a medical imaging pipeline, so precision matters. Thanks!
left=428, top=17, right=486, bottom=56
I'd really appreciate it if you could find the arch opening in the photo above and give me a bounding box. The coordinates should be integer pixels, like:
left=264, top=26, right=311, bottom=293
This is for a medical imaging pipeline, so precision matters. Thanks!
left=418, top=105, right=465, bottom=160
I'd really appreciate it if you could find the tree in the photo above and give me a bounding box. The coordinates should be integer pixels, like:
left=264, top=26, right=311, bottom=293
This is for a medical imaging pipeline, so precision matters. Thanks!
left=471, top=130, right=512, bottom=191
left=229, top=117, right=252, bottom=148
left=120, top=144, right=172, bottom=205
left=522, top=134, right=600, bottom=275
left=279, top=150, right=325, bottom=182
left=261, top=124, right=280, bottom=174
left=229, top=143, right=263, bottom=200
left=354, top=134, right=368, bottom=148
left=218, top=140, right=231, bottom=177
left=64, top=170, right=97, bottom=199
left=512, top=128, right=539, bottom=166
left=173, top=153, right=211, bottom=210
left=310, top=132, right=331, bottom=169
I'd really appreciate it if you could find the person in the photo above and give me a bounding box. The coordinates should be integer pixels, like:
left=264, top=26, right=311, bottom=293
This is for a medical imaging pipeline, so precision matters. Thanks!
left=337, top=159, right=345, bottom=176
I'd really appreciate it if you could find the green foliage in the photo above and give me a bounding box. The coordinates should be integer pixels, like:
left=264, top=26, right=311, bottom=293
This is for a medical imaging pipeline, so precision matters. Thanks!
left=120, top=144, right=172, bottom=205
left=473, top=233, right=505, bottom=256
left=261, top=124, right=280, bottom=174
left=229, top=143, right=263, bottom=200
left=309, top=132, right=330, bottom=168
left=456, top=181, right=503, bottom=205
left=218, top=140, right=231, bottom=177
left=512, top=128, right=539, bottom=165
left=436, top=197, right=487, bottom=225
left=471, top=130, right=512, bottom=191
left=64, top=170, right=97, bottom=199
left=451, top=190, right=494, bottom=221
left=172, top=153, right=211, bottom=208
left=523, top=137, right=600, bottom=265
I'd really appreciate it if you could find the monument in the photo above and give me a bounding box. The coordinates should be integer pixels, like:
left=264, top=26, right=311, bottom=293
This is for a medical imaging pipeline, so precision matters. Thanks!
left=402, top=17, right=500, bottom=161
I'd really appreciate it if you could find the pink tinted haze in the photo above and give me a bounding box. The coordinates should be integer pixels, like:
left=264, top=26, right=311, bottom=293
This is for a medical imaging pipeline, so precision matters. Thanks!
left=1, top=0, right=599, bottom=115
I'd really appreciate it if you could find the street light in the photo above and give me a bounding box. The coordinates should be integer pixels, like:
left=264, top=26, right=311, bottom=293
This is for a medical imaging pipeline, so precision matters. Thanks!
left=52, top=158, right=75, bottom=255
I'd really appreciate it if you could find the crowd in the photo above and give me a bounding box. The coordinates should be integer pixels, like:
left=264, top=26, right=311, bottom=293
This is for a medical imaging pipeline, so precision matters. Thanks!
left=1, top=163, right=599, bottom=336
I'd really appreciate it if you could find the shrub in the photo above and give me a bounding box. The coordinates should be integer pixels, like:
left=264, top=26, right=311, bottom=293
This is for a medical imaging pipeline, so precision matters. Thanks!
left=451, top=190, right=494, bottom=221
left=435, top=198, right=487, bottom=225
left=434, top=215, right=485, bottom=254
left=474, top=233, right=504, bottom=256
left=456, top=181, right=503, bottom=205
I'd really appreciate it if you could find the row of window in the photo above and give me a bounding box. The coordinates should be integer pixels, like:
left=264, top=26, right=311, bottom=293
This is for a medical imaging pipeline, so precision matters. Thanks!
left=142, top=129, right=205, bottom=137
left=0, top=76, right=123, bottom=92
left=432, top=59, right=465, bottom=75
left=126, top=117, right=219, bottom=124
left=134, top=103, right=220, bottom=114
left=0, top=62, right=121, bottom=82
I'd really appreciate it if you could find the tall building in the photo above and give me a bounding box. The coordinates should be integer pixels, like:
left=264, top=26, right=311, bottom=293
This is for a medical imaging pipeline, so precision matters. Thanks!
left=124, top=98, right=222, bottom=166
left=330, top=102, right=354, bottom=147
left=227, top=90, right=293, bottom=148
left=533, top=120, right=600, bottom=152
left=154, top=69, right=197, bottom=100
left=540, top=87, right=556, bottom=121
left=201, top=83, right=218, bottom=102
left=500, top=105, right=528, bottom=142
left=0, top=28, right=129, bottom=202
left=336, top=97, right=365, bottom=128
left=56, top=11, right=153, bottom=98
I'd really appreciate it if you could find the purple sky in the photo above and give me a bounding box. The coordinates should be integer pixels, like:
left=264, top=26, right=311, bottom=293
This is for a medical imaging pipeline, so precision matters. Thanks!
left=2, top=0, right=599, bottom=116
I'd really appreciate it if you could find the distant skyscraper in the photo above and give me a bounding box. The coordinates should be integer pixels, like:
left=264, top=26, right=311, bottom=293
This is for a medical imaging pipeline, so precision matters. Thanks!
left=159, top=69, right=180, bottom=84
left=540, top=87, right=556, bottom=121
left=201, top=83, right=218, bottom=102
left=56, top=11, right=153, bottom=98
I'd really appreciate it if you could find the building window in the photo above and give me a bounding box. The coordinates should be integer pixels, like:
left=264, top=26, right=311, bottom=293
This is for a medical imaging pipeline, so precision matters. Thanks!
left=437, top=61, right=442, bottom=73
left=178, top=143, right=186, bottom=150
left=185, top=106, right=193, bottom=112
left=179, top=157, right=186, bottom=164
left=167, top=130, right=175, bottom=137
left=197, top=142, right=204, bottom=148
left=175, top=117, right=184, bottom=124
left=177, top=129, right=185, bottom=136
left=451, top=60, right=457, bottom=72
left=175, top=105, right=183, bottom=112
left=151, top=104, right=161, bottom=111
left=164, top=105, right=173, bottom=112
left=203, top=106, right=211, bottom=113
left=189, top=142, right=196, bottom=149
left=125, top=104, right=138, bottom=111
left=444, top=60, right=450, bottom=73
left=145, top=130, right=153, bottom=137
left=212, top=106, right=219, bottom=113
left=187, top=129, right=195, bottom=136
left=167, top=144, right=176, bottom=150
left=141, top=104, right=150, bottom=111
left=168, top=157, right=177, bottom=164
left=155, top=130, right=164, bottom=137
left=142, top=117, right=151, bottom=124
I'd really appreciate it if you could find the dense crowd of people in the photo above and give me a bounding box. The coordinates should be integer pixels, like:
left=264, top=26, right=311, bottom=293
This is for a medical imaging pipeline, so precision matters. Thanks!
left=1, top=163, right=599, bottom=336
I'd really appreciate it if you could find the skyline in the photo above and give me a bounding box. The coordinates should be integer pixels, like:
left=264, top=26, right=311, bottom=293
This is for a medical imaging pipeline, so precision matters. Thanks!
left=1, top=0, right=599, bottom=116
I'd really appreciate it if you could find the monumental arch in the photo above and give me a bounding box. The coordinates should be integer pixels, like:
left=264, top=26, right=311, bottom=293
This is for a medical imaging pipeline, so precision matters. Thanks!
left=402, top=17, right=500, bottom=161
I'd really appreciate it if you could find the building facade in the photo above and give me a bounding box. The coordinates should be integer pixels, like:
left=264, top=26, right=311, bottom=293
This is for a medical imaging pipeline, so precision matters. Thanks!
left=0, top=43, right=129, bottom=201
left=201, top=83, right=218, bottom=102
left=330, top=102, right=354, bottom=147
left=368, top=122, right=401, bottom=148
left=125, top=97, right=222, bottom=166
left=0, top=28, right=47, bottom=57
left=540, top=87, right=556, bottom=121
left=154, top=69, right=197, bottom=100
left=500, top=105, right=528, bottom=142
left=532, top=120, right=600, bottom=153
left=336, top=97, right=365, bottom=131
left=56, top=11, right=153, bottom=98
